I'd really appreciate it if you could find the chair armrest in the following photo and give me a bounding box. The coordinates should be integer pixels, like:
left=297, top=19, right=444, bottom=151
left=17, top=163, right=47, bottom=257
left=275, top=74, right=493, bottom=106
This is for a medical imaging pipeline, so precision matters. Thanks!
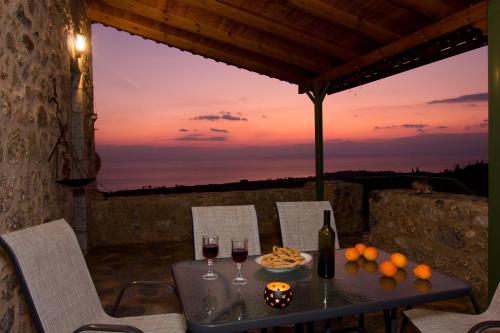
left=468, top=321, right=500, bottom=333
left=73, top=323, right=144, bottom=333
left=111, top=281, right=178, bottom=316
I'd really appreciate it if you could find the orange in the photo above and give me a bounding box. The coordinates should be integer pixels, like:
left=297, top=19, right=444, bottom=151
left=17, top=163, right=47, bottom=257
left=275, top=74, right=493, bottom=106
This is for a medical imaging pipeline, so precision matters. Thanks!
left=379, top=260, right=398, bottom=277
left=394, top=269, right=407, bottom=282
left=413, top=279, right=432, bottom=293
left=344, top=262, right=360, bottom=274
left=354, top=243, right=366, bottom=255
left=363, top=260, right=378, bottom=273
left=345, top=248, right=360, bottom=262
left=413, top=264, right=432, bottom=280
left=363, top=247, right=379, bottom=261
left=379, top=276, right=397, bottom=291
left=390, top=252, right=408, bottom=268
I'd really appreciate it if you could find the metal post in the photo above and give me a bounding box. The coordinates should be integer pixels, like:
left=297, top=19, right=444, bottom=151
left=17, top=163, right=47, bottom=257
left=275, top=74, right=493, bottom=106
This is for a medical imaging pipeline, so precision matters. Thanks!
left=489, top=0, right=500, bottom=301
left=306, top=83, right=330, bottom=201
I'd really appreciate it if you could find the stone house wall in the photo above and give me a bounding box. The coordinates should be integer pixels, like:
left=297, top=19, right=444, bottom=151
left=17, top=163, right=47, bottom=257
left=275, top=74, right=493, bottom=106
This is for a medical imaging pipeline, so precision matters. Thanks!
left=369, top=189, right=488, bottom=305
left=90, top=181, right=365, bottom=252
left=0, top=0, right=94, bottom=331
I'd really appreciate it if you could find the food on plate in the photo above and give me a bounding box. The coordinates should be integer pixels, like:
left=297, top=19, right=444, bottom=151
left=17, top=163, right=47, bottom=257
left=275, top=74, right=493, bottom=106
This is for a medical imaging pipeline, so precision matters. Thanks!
left=260, top=246, right=305, bottom=268
left=413, top=264, right=432, bottom=280
left=363, top=247, right=379, bottom=261
left=354, top=243, right=366, bottom=255
left=344, top=248, right=360, bottom=262
left=380, top=260, right=398, bottom=277
left=390, top=252, right=408, bottom=268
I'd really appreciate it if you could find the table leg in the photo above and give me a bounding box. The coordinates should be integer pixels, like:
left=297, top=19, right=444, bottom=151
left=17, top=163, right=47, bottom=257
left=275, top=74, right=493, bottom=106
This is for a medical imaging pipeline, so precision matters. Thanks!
left=325, top=319, right=332, bottom=333
left=400, top=306, right=412, bottom=333
left=470, top=293, right=481, bottom=314
left=384, top=308, right=397, bottom=333
left=294, top=323, right=304, bottom=333
left=358, top=313, right=365, bottom=328
left=306, top=321, right=315, bottom=333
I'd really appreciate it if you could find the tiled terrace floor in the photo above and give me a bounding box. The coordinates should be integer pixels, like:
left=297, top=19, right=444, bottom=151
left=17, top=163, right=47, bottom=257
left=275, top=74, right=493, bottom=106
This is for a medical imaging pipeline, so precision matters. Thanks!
left=86, top=239, right=476, bottom=333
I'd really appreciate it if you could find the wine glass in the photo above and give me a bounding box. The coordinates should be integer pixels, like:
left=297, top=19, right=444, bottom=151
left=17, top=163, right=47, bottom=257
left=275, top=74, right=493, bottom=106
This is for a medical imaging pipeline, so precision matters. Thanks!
left=202, top=235, right=219, bottom=280
left=231, top=238, right=248, bottom=285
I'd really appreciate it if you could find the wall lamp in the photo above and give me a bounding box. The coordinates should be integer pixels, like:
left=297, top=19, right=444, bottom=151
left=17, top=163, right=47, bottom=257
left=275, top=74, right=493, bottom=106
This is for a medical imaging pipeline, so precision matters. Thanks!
left=75, top=33, right=86, bottom=58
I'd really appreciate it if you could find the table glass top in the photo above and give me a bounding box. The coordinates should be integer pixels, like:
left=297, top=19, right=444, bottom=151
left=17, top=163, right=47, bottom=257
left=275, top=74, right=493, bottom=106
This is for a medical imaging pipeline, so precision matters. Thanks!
left=172, top=250, right=470, bottom=331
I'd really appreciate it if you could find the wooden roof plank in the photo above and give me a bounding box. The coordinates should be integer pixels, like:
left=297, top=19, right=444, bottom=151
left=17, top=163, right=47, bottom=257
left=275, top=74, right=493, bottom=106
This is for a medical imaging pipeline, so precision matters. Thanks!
left=99, top=0, right=331, bottom=73
left=300, top=0, right=487, bottom=92
left=88, top=6, right=306, bottom=85
left=286, top=0, right=400, bottom=44
left=178, top=0, right=360, bottom=61
left=389, top=0, right=460, bottom=20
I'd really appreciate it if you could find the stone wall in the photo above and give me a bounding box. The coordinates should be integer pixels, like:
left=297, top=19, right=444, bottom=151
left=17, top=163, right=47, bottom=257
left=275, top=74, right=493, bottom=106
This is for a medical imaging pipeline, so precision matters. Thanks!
left=91, top=181, right=364, bottom=252
left=369, top=189, right=488, bottom=305
left=0, top=0, right=94, bottom=331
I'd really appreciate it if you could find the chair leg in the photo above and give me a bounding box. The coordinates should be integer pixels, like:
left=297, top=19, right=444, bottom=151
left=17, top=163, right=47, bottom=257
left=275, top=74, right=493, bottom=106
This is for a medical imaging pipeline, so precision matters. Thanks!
left=470, top=293, right=481, bottom=314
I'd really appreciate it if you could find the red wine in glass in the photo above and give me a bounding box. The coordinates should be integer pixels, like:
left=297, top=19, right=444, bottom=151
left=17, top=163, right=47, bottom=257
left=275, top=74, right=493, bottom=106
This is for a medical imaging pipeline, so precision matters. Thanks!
left=231, top=248, right=248, bottom=263
left=203, top=244, right=219, bottom=259
left=231, top=238, right=248, bottom=285
left=202, top=235, right=218, bottom=280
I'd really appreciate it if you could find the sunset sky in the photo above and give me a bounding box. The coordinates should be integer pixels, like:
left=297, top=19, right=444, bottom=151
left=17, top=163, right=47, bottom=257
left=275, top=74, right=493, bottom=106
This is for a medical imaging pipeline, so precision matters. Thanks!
left=91, top=24, right=488, bottom=148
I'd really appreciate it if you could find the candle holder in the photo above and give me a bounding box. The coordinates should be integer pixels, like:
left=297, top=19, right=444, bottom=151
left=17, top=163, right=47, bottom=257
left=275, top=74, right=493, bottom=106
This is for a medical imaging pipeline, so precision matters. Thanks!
left=264, top=282, right=293, bottom=308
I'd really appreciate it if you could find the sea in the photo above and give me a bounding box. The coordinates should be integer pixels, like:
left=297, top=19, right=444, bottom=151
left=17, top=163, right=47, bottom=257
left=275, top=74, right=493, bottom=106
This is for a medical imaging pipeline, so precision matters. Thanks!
left=96, top=154, right=486, bottom=191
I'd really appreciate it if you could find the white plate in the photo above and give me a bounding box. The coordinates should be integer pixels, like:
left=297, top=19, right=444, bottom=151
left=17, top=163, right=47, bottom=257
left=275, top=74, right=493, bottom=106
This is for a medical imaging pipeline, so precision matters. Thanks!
left=255, top=252, right=312, bottom=273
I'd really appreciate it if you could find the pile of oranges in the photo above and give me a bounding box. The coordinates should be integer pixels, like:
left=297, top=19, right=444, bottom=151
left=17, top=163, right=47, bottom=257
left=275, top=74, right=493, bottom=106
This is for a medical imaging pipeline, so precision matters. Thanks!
left=344, top=244, right=432, bottom=280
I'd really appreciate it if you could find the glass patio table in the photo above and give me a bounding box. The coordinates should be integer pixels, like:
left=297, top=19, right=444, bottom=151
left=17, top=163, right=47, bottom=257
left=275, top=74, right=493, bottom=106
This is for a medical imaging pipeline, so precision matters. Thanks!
left=172, top=250, right=476, bottom=333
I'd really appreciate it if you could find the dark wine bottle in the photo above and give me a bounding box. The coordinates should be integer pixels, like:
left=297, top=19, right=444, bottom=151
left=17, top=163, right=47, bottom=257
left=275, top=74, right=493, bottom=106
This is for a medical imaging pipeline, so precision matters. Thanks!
left=318, top=210, right=335, bottom=279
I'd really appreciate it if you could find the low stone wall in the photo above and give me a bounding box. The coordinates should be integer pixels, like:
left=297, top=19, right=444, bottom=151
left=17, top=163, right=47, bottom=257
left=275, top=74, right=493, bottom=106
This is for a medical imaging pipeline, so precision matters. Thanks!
left=369, top=189, right=488, bottom=305
left=90, top=181, right=364, bottom=252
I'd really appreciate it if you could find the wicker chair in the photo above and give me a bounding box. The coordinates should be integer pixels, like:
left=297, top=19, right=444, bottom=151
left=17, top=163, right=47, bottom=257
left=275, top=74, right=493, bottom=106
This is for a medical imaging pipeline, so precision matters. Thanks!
left=0, top=219, right=186, bottom=333
left=191, top=205, right=261, bottom=260
left=276, top=201, right=340, bottom=251
left=404, top=284, right=500, bottom=333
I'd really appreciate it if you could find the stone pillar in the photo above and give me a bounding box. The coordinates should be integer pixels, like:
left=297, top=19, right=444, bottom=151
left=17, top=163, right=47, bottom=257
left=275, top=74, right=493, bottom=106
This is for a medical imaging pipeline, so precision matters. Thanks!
left=0, top=0, right=94, bottom=331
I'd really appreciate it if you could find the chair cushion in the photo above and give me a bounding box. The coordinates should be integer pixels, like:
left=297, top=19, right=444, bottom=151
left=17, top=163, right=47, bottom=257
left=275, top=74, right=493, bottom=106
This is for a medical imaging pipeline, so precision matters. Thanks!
left=276, top=201, right=340, bottom=251
left=192, top=205, right=261, bottom=260
left=1, top=220, right=105, bottom=332
left=404, top=308, right=500, bottom=333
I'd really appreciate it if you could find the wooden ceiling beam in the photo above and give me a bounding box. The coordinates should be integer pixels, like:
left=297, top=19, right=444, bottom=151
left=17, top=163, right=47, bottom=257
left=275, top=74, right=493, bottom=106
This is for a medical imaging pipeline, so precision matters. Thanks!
left=389, top=0, right=459, bottom=20
left=178, top=0, right=360, bottom=61
left=98, top=0, right=331, bottom=74
left=287, top=0, right=400, bottom=44
left=88, top=4, right=307, bottom=85
left=300, top=0, right=488, bottom=93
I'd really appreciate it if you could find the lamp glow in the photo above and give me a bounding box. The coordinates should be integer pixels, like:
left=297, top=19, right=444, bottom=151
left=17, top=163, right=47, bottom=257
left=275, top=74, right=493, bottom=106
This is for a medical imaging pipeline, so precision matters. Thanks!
left=75, top=34, right=86, bottom=56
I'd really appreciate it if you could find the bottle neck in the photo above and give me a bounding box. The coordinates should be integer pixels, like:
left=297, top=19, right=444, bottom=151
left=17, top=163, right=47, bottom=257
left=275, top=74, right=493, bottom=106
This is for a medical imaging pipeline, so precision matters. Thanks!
left=323, top=210, right=331, bottom=228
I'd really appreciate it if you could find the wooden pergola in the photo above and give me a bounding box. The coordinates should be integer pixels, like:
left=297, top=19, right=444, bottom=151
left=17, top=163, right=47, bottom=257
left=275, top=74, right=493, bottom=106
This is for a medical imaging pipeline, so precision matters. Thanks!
left=87, top=0, right=498, bottom=299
